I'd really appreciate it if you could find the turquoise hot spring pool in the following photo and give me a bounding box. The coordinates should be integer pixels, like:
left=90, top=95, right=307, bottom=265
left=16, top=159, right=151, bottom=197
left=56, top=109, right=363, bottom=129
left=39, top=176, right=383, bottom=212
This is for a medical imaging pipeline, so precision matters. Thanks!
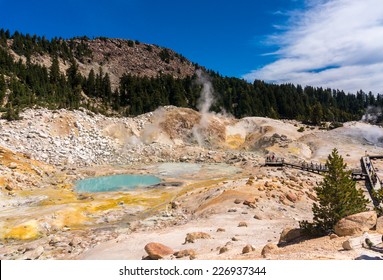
left=75, top=174, right=162, bottom=193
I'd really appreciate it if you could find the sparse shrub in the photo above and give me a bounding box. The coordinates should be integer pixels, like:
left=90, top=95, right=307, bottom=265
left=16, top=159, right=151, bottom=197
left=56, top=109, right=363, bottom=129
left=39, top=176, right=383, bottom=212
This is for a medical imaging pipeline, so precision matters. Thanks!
left=2, top=104, right=21, bottom=121
left=297, top=127, right=305, bottom=132
left=159, top=49, right=172, bottom=63
left=329, top=122, right=343, bottom=130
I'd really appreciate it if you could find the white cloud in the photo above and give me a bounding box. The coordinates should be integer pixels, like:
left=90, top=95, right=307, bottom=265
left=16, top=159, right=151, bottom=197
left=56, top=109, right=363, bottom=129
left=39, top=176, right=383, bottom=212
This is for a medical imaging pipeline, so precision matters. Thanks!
left=244, top=0, right=383, bottom=94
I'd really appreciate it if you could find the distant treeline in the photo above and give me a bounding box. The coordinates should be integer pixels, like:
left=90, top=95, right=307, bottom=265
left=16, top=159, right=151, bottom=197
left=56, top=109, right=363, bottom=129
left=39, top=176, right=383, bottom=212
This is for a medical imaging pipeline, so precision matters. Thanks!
left=0, top=29, right=381, bottom=122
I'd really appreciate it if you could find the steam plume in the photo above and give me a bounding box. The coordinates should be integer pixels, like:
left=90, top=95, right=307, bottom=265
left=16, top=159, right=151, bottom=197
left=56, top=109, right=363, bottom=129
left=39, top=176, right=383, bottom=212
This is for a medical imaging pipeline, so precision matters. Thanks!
left=192, top=70, right=215, bottom=146
left=361, top=106, right=382, bottom=123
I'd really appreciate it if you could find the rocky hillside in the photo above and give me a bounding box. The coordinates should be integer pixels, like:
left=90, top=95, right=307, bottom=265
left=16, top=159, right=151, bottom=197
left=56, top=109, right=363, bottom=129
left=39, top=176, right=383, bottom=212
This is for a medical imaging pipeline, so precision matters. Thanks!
left=6, top=37, right=196, bottom=89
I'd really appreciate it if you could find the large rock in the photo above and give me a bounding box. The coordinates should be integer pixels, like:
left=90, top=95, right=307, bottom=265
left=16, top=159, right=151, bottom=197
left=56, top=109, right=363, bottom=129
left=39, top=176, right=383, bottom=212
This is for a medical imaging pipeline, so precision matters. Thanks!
left=278, top=227, right=304, bottom=244
left=261, top=243, right=278, bottom=258
left=342, top=233, right=383, bottom=250
left=144, top=242, right=174, bottom=260
left=334, top=211, right=377, bottom=237
left=376, top=216, right=383, bottom=234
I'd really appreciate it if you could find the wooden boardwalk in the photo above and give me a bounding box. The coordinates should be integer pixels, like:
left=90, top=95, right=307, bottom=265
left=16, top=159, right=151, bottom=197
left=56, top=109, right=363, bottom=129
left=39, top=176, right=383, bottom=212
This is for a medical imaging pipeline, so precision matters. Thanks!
left=264, top=158, right=366, bottom=178
left=264, top=156, right=383, bottom=206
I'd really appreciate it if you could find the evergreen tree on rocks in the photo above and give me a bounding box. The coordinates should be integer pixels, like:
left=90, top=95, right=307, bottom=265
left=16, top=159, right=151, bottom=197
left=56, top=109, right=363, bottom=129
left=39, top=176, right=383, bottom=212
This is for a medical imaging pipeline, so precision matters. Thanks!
left=300, top=148, right=369, bottom=235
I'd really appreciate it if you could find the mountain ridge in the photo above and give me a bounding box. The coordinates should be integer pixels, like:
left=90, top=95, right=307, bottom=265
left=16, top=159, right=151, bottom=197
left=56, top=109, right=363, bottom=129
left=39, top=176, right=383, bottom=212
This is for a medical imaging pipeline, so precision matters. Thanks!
left=0, top=28, right=381, bottom=123
left=3, top=34, right=197, bottom=89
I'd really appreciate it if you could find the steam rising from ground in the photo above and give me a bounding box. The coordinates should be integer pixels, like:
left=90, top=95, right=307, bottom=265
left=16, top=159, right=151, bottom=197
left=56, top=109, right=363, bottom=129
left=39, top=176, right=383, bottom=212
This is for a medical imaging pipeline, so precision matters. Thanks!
left=343, top=122, right=383, bottom=147
left=358, top=106, right=383, bottom=146
left=361, top=106, right=382, bottom=123
left=141, top=107, right=166, bottom=144
left=192, top=70, right=215, bottom=146
left=126, top=107, right=167, bottom=146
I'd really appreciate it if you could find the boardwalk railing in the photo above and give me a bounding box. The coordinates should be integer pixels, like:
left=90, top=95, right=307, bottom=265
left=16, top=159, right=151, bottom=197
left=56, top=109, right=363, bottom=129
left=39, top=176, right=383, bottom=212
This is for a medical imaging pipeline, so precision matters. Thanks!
left=264, top=155, right=381, bottom=207
left=264, top=157, right=328, bottom=174
left=265, top=157, right=366, bottom=180
left=361, top=156, right=382, bottom=207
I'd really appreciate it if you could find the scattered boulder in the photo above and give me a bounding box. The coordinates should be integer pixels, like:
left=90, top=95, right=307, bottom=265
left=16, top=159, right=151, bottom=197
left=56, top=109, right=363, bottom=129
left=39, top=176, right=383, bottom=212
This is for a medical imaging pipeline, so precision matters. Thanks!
left=174, top=249, right=196, bottom=259
left=243, top=198, right=256, bottom=208
left=219, top=246, right=230, bottom=254
left=246, top=179, right=254, bottom=185
left=171, top=201, right=180, bottom=209
left=289, top=176, right=299, bottom=182
left=342, top=233, right=383, bottom=250
left=184, top=232, right=211, bottom=244
left=376, top=216, right=383, bottom=234
left=329, top=233, right=338, bottom=240
left=9, top=162, right=17, bottom=169
left=144, top=242, right=174, bottom=260
left=261, top=243, right=278, bottom=258
left=234, top=198, right=242, bottom=204
left=242, top=244, right=255, bottom=254
left=218, top=241, right=234, bottom=254
left=216, top=228, right=225, bottom=232
left=69, top=237, right=82, bottom=247
left=286, top=192, right=297, bottom=203
left=5, top=185, right=13, bottom=191
left=253, top=213, right=264, bottom=220
left=334, top=211, right=377, bottom=237
left=238, top=221, right=248, bottom=227
left=279, top=227, right=304, bottom=244
left=19, top=246, right=44, bottom=260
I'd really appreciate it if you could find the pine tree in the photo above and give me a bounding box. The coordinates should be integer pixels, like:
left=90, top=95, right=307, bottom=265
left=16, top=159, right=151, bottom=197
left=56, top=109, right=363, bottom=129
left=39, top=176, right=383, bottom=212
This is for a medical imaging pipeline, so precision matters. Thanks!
left=3, top=103, right=20, bottom=121
left=310, top=102, right=323, bottom=125
left=86, top=69, right=96, bottom=96
left=0, top=74, right=6, bottom=103
left=300, top=148, right=369, bottom=235
left=49, top=55, right=60, bottom=84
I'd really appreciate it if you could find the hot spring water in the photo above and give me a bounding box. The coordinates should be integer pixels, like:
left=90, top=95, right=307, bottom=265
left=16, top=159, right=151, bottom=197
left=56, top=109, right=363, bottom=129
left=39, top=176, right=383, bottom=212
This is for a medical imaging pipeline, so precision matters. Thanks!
left=75, top=174, right=161, bottom=193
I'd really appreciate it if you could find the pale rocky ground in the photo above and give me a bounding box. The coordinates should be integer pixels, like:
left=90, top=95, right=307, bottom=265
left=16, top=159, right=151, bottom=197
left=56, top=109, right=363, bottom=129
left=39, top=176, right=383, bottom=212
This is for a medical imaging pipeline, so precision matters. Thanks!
left=0, top=106, right=382, bottom=260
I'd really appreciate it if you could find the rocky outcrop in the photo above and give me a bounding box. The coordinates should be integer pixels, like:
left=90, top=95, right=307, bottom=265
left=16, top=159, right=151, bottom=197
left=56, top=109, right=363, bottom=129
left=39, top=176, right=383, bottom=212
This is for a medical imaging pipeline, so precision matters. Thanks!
left=334, top=211, right=377, bottom=236
left=144, top=242, right=174, bottom=260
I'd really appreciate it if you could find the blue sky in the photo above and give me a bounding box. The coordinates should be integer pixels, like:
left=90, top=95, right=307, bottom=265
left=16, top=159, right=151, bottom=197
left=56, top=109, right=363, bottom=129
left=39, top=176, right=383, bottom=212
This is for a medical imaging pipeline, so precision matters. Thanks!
left=1, top=0, right=383, bottom=94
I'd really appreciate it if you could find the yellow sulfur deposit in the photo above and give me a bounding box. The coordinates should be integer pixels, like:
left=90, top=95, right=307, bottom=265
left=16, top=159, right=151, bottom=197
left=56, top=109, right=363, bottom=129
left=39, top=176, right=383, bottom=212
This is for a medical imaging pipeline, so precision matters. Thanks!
left=3, top=220, right=41, bottom=240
